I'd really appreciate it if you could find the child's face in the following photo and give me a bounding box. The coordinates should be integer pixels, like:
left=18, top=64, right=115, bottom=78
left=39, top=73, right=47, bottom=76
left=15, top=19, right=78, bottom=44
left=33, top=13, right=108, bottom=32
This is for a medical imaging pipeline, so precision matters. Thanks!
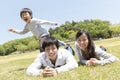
left=45, top=44, right=58, bottom=61
left=21, top=12, right=31, bottom=23
left=77, top=33, right=89, bottom=51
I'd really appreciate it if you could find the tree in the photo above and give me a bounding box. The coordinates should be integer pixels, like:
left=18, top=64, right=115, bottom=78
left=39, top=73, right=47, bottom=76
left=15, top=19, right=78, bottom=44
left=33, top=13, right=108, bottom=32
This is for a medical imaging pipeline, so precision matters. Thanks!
left=28, top=40, right=39, bottom=51
left=0, top=45, right=6, bottom=56
left=15, top=44, right=28, bottom=53
left=109, top=24, right=120, bottom=37
left=3, top=40, right=17, bottom=55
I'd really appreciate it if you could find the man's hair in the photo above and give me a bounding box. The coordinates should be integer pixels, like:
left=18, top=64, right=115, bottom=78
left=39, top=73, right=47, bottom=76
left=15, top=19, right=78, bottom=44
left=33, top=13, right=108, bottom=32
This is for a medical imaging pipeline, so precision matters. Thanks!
left=42, top=36, right=59, bottom=51
left=20, top=8, right=33, bottom=18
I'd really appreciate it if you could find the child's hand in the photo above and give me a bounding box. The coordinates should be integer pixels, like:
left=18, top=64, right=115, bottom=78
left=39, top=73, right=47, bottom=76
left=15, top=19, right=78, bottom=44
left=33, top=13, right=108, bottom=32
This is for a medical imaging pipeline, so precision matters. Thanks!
left=8, top=28, right=15, bottom=32
left=55, top=22, right=60, bottom=28
left=55, top=22, right=58, bottom=26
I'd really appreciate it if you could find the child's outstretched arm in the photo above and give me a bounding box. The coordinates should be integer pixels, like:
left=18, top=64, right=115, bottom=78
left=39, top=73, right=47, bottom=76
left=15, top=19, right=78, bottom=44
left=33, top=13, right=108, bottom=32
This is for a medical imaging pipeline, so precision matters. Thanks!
left=38, top=19, right=58, bottom=26
left=8, top=28, right=29, bottom=34
left=8, top=28, right=17, bottom=33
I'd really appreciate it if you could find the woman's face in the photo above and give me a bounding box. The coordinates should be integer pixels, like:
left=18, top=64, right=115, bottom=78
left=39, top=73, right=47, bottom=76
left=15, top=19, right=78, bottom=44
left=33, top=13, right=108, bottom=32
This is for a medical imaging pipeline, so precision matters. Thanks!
left=76, top=33, right=89, bottom=51
left=45, top=44, right=58, bottom=61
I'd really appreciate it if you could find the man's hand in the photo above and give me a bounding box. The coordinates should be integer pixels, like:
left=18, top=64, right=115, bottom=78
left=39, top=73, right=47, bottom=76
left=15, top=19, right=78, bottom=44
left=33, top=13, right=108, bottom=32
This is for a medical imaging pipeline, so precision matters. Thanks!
left=42, top=66, right=58, bottom=77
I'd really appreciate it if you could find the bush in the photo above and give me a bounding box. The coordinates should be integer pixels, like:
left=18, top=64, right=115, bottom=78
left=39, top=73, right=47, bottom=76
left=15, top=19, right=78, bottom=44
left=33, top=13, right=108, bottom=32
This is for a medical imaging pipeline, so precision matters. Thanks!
left=15, top=44, right=28, bottom=53
left=0, top=45, right=6, bottom=56
left=28, top=40, right=39, bottom=51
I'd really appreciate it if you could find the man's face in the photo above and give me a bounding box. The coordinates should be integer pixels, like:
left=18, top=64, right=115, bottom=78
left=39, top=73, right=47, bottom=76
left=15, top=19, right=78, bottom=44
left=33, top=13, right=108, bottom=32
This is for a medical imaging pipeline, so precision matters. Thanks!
left=21, top=12, right=31, bottom=23
left=45, top=44, right=58, bottom=61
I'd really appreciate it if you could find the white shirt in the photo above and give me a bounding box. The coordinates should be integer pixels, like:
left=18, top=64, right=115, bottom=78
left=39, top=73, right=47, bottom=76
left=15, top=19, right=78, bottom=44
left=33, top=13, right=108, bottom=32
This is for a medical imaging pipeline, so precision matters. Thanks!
left=26, top=48, right=78, bottom=76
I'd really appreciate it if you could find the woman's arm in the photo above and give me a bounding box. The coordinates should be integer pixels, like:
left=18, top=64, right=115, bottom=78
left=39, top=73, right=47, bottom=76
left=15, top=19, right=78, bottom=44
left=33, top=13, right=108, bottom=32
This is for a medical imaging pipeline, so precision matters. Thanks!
left=95, top=46, right=119, bottom=65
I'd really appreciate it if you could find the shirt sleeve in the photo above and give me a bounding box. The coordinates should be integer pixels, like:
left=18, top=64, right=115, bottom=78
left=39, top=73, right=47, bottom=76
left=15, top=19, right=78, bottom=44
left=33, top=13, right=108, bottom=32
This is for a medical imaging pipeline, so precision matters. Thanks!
left=26, top=54, right=43, bottom=76
left=37, top=19, right=56, bottom=25
left=14, top=25, right=29, bottom=34
left=74, top=43, right=88, bottom=64
left=95, top=46, right=119, bottom=65
left=55, top=49, right=78, bottom=73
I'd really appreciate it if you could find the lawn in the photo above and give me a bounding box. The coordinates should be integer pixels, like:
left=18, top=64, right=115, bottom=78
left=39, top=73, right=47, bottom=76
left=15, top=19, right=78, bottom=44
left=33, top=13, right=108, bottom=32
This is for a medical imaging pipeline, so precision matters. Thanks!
left=0, top=37, right=120, bottom=80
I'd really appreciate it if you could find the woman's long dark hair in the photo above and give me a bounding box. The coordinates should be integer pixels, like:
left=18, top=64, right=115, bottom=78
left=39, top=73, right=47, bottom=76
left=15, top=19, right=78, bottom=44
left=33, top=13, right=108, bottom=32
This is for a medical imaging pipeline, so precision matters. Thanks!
left=76, top=30, right=96, bottom=60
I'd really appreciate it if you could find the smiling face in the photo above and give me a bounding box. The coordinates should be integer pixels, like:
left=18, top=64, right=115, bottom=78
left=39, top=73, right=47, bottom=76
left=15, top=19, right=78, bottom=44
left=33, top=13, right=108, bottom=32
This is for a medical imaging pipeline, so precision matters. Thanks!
left=76, top=33, right=89, bottom=51
left=21, top=12, right=31, bottom=23
left=45, top=44, right=58, bottom=61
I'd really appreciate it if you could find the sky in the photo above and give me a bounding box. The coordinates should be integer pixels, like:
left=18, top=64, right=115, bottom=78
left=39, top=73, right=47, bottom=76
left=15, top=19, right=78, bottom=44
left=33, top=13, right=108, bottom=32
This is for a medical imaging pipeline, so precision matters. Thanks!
left=1, top=0, right=120, bottom=44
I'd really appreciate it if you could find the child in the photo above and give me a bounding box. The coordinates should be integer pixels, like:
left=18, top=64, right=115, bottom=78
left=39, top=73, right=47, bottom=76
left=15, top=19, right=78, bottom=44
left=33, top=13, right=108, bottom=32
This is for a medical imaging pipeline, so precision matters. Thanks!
left=8, top=8, right=67, bottom=52
left=26, top=36, right=78, bottom=76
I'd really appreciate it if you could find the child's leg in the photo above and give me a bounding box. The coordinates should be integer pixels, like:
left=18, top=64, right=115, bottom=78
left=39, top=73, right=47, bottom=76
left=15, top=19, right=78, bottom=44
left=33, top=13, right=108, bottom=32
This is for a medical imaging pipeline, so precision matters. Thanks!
left=39, top=35, right=50, bottom=52
left=65, top=44, right=75, bottom=55
left=39, top=40, right=44, bottom=52
left=58, top=40, right=75, bottom=55
left=58, top=40, right=67, bottom=46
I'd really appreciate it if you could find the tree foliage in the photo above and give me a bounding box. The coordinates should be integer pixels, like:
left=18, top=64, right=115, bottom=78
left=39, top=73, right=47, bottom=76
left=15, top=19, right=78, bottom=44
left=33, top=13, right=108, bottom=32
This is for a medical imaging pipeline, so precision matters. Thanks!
left=0, top=45, right=6, bottom=56
left=1, top=19, right=120, bottom=56
left=1, top=36, right=39, bottom=55
left=49, top=19, right=112, bottom=40
left=109, top=24, right=120, bottom=37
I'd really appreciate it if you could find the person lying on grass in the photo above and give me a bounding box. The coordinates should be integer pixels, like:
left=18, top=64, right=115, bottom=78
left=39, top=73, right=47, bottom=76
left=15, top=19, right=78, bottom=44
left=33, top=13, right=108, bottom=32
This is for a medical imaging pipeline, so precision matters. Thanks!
left=75, top=29, right=119, bottom=66
left=26, top=36, right=78, bottom=77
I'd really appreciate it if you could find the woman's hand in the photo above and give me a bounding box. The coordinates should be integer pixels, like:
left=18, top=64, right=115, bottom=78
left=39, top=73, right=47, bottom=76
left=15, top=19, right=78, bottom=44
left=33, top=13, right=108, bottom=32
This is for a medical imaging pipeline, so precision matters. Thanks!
left=86, top=58, right=99, bottom=66
left=86, top=60, right=94, bottom=66
left=90, top=58, right=99, bottom=65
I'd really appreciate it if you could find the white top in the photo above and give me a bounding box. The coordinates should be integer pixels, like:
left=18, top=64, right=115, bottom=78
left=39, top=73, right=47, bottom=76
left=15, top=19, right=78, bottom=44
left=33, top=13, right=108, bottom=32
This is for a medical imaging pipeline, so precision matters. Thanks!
left=75, top=43, right=119, bottom=65
left=15, top=18, right=56, bottom=39
left=26, top=48, right=78, bottom=76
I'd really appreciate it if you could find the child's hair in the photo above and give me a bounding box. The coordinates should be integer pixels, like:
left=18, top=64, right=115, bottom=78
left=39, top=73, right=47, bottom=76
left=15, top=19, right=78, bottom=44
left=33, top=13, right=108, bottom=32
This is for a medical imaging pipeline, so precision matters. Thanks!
left=42, top=36, right=59, bottom=51
left=20, top=8, right=33, bottom=18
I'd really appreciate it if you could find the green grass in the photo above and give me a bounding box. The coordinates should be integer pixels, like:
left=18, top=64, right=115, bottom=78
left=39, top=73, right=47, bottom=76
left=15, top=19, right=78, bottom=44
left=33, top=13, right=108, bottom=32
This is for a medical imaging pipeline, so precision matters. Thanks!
left=0, top=37, right=120, bottom=80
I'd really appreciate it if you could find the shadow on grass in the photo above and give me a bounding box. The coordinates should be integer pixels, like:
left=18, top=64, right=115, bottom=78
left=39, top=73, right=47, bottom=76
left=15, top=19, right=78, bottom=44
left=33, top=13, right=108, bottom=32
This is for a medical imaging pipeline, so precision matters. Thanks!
left=78, top=61, right=84, bottom=66
left=9, top=67, right=27, bottom=73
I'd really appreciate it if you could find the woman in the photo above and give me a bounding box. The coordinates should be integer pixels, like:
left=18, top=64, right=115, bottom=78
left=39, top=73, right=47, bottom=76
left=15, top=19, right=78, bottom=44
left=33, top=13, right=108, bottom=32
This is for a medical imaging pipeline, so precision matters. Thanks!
left=75, top=30, right=119, bottom=66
